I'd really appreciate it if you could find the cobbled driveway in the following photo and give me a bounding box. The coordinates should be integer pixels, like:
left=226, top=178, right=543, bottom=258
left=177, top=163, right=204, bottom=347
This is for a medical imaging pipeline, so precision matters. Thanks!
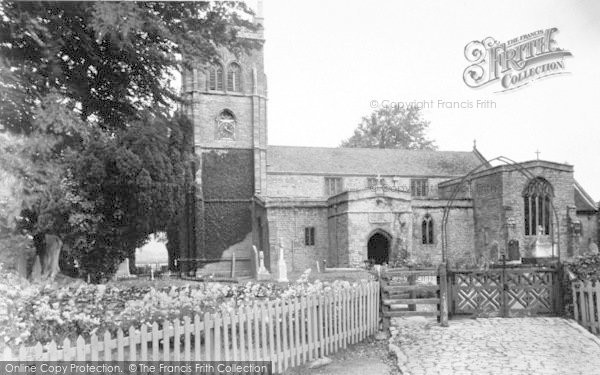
left=390, top=317, right=600, bottom=375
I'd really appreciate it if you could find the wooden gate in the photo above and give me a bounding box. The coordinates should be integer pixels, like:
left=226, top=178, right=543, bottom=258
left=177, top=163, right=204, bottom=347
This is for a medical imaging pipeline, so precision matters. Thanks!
left=379, top=265, right=448, bottom=327
left=448, top=265, right=559, bottom=317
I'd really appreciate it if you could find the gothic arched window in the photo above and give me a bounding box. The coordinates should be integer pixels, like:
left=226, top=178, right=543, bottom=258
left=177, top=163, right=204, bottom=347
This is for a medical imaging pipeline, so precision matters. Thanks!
left=216, top=109, right=236, bottom=139
left=523, top=177, right=553, bottom=235
left=227, top=62, right=241, bottom=92
left=422, top=214, right=434, bottom=244
left=208, top=64, right=224, bottom=91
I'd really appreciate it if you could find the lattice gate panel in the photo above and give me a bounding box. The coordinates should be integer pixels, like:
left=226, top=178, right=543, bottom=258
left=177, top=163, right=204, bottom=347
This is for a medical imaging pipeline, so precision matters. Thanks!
left=452, top=271, right=503, bottom=316
left=450, top=267, right=557, bottom=318
left=504, top=270, right=554, bottom=315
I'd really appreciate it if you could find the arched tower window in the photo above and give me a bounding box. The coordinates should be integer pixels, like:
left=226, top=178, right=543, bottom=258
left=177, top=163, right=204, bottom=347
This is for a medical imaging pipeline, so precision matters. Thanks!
left=208, top=63, right=224, bottom=91
left=216, top=109, right=236, bottom=139
left=422, top=214, right=434, bottom=244
left=227, top=62, right=241, bottom=92
left=523, top=177, right=553, bottom=236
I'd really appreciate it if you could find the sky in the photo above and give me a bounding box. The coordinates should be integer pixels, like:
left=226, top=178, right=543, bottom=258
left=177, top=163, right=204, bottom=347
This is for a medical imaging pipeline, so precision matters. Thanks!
left=259, top=0, right=600, bottom=201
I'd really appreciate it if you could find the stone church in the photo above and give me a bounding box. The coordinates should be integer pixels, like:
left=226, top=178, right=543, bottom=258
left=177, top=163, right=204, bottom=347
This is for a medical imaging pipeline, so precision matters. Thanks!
left=177, top=6, right=599, bottom=276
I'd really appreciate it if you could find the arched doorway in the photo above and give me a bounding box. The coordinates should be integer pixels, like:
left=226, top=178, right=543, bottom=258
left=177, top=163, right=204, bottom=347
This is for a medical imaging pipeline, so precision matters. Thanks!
left=368, top=232, right=390, bottom=265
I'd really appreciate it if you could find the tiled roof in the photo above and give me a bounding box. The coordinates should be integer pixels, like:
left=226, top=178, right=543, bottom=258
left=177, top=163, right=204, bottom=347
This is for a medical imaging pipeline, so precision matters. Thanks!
left=574, top=181, right=598, bottom=212
left=266, top=145, right=483, bottom=176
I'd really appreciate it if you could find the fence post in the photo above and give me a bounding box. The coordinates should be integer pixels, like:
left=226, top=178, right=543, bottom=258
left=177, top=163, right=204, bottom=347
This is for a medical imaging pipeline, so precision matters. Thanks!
left=555, top=262, right=564, bottom=315
left=380, top=270, right=390, bottom=331
left=231, top=251, right=236, bottom=278
left=438, top=262, right=449, bottom=327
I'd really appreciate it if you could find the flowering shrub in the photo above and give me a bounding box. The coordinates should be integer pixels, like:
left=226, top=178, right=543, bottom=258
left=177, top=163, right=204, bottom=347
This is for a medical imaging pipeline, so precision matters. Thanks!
left=0, top=266, right=364, bottom=350
left=567, top=253, right=600, bottom=282
left=0, top=265, right=38, bottom=347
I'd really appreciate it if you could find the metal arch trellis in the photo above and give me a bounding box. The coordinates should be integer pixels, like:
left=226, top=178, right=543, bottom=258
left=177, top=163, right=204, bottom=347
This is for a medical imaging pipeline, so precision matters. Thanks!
left=441, top=156, right=561, bottom=264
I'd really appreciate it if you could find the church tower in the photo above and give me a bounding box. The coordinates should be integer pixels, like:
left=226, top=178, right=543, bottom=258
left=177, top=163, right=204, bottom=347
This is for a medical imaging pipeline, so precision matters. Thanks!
left=180, top=2, right=267, bottom=270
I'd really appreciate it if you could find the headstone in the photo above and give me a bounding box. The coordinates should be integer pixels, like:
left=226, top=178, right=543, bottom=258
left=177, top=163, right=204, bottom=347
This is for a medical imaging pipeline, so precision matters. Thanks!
left=533, top=225, right=553, bottom=257
left=257, top=250, right=271, bottom=281
left=277, top=239, right=289, bottom=283
left=30, top=255, right=42, bottom=282
left=252, top=246, right=260, bottom=277
left=589, top=240, right=599, bottom=254
left=16, top=252, right=27, bottom=279
left=508, top=239, right=521, bottom=261
left=114, top=258, right=136, bottom=279
left=489, top=241, right=499, bottom=261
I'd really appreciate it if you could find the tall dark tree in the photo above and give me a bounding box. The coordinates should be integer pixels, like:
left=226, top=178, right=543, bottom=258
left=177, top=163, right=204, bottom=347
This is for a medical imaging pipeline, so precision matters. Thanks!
left=64, top=113, right=193, bottom=281
left=341, top=106, right=437, bottom=150
left=0, top=2, right=258, bottom=279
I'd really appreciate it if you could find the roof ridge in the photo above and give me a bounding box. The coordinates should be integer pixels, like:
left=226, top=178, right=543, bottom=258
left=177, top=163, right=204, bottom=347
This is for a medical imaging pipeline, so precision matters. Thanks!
left=266, top=145, right=483, bottom=176
left=574, top=180, right=597, bottom=209
left=267, top=145, right=473, bottom=153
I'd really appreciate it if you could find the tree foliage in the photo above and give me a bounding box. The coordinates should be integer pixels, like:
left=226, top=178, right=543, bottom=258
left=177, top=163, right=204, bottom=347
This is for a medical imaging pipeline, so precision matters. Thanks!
left=63, top=113, right=193, bottom=280
left=341, top=106, right=436, bottom=150
left=0, top=1, right=257, bottom=279
left=0, top=1, right=258, bottom=131
left=568, top=253, right=600, bottom=282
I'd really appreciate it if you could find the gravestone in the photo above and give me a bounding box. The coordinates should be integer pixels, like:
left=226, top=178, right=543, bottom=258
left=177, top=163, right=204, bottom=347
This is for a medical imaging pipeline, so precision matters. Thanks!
left=533, top=225, right=553, bottom=257
left=16, top=252, right=27, bottom=279
left=114, top=258, right=136, bottom=279
left=589, top=240, right=599, bottom=254
left=508, top=239, right=520, bottom=261
left=252, top=245, right=260, bottom=278
left=489, top=241, right=499, bottom=261
left=257, top=250, right=271, bottom=281
left=30, top=255, right=42, bottom=282
left=277, top=239, right=289, bottom=283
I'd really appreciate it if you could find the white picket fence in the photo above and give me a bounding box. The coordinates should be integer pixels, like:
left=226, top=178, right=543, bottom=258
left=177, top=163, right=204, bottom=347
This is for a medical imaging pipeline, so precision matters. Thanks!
left=1, top=281, right=380, bottom=374
left=572, top=280, right=600, bottom=334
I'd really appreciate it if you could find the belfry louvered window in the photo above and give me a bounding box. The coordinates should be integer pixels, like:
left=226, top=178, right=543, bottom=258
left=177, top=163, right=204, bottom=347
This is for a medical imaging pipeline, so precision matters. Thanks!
left=227, top=62, right=241, bottom=92
left=523, top=177, right=553, bottom=235
left=209, top=64, right=224, bottom=91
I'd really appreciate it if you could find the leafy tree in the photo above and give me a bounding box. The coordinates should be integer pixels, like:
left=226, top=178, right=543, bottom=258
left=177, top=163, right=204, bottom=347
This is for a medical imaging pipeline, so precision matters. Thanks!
left=341, top=106, right=437, bottom=150
left=63, top=113, right=193, bottom=281
left=0, top=92, right=87, bottom=271
left=0, top=1, right=258, bottom=132
left=0, top=2, right=257, bottom=279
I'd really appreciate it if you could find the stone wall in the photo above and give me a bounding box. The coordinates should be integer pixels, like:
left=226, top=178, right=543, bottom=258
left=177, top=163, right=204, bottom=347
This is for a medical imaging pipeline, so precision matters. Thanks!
left=182, top=43, right=268, bottom=264
left=266, top=174, right=451, bottom=199
left=411, top=202, right=475, bottom=267
left=471, top=172, right=505, bottom=262
left=468, top=161, right=574, bottom=262
left=576, top=211, right=599, bottom=255
left=265, top=202, right=329, bottom=275
left=327, top=190, right=413, bottom=267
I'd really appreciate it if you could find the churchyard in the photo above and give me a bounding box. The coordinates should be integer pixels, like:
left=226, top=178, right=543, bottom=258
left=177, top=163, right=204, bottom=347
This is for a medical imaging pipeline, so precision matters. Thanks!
left=4, top=248, right=600, bottom=374
left=1, top=2, right=599, bottom=374
left=1, top=255, right=384, bottom=373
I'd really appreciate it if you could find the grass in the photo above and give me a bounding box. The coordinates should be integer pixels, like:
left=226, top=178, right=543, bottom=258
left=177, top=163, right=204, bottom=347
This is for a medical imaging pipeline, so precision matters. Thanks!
left=109, top=268, right=373, bottom=289
left=107, top=276, right=235, bottom=289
